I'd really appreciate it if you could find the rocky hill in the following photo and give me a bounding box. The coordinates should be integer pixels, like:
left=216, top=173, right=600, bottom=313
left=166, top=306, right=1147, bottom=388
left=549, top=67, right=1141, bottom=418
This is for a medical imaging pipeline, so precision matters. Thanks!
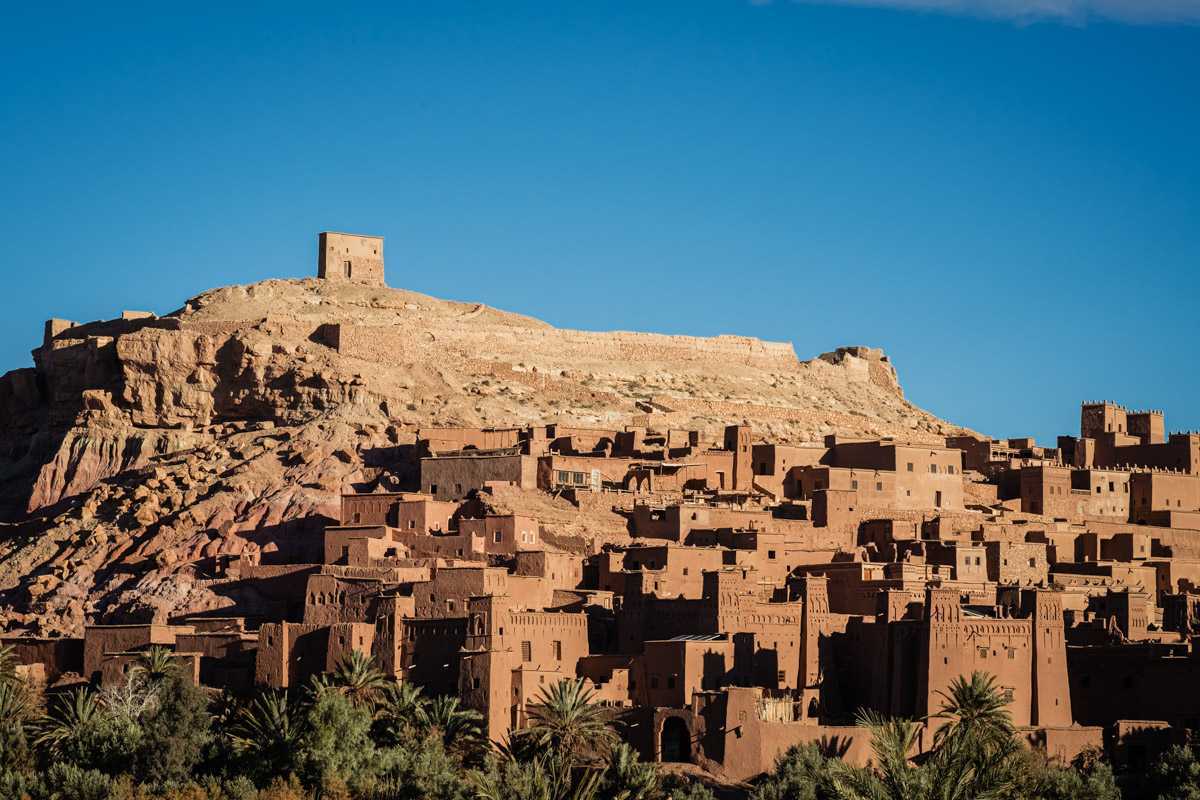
left=0, top=277, right=968, bottom=634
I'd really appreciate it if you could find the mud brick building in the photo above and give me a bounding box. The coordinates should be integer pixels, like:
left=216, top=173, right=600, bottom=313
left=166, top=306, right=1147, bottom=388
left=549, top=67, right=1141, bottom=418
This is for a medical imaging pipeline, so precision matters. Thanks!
left=18, top=379, right=1200, bottom=783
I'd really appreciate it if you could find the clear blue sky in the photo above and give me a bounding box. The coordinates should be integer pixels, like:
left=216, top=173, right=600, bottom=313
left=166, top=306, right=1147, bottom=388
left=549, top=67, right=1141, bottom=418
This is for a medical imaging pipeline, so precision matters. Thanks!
left=2, top=1, right=1197, bottom=444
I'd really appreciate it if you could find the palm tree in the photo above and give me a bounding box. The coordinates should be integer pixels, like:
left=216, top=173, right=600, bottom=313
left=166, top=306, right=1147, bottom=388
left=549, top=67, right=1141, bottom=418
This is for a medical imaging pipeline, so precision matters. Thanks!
left=0, top=679, right=35, bottom=772
left=832, top=711, right=928, bottom=800
left=0, top=644, right=17, bottom=686
left=0, top=681, right=34, bottom=722
left=602, top=742, right=661, bottom=800
left=34, top=687, right=102, bottom=757
left=372, top=681, right=428, bottom=745
left=417, top=694, right=484, bottom=754
left=526, top=678, right=618, bottom=764
left=831, top=673, right=1021, bottom=800
left=379, top=681, right=426, bottom=720
left=130, top=645, right=179, bottom=685
left=930, top=672, right=1021, bottom=798
left=227, top=690, right=301, bottom=775
left=933, top=672, right=1014, bottom=749
left=313, top=650, right=389, bottom=708
left=473, top=746, right=605, bottom=800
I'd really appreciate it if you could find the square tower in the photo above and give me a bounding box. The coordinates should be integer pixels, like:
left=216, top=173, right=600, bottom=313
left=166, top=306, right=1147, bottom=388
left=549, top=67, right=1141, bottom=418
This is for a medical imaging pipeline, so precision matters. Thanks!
left=1127, top=410, right=1166, bottom=445
left=1081, top=401, right=1127, bottom=439
left=317, top=232, right=385, bottom=286
left=723, top=424, right=753, bottom=492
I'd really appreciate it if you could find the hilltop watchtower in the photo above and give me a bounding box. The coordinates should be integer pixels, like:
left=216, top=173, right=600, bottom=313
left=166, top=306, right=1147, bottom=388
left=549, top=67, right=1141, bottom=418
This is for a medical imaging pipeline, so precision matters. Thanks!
left=317, top=232, right=385, bottom=286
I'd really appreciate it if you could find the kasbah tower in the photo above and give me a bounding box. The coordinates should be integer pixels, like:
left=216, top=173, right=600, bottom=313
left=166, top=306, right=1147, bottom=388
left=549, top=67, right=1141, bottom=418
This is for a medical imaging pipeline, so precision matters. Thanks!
left=317, top=231, right=385, bottom=286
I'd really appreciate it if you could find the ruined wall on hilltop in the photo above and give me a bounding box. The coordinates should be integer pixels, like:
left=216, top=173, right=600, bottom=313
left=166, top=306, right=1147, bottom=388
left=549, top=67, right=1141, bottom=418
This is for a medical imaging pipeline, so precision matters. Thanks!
left=321, top=322, right=800, bottom=371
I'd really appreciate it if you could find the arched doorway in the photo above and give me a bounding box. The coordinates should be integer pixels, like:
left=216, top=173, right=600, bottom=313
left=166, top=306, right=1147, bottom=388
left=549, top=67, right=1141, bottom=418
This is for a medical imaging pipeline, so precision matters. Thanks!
left=660, top=716, right=690, bottom=763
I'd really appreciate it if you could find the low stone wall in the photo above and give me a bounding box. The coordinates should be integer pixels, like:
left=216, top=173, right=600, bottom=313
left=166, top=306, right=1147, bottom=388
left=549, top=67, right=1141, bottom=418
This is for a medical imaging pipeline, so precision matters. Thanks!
left=320, top=322, right=799, bottom=371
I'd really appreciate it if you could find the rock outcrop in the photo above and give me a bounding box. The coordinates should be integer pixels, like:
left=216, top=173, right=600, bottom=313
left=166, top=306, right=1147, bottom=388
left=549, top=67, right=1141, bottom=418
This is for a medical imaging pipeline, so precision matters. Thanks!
left=0, top=278, right=968, bottom=634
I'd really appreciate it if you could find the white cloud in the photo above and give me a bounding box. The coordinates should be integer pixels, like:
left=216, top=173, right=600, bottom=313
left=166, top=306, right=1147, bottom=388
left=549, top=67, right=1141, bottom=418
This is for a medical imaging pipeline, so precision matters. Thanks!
left=759, top=0, right=1200, bottom=24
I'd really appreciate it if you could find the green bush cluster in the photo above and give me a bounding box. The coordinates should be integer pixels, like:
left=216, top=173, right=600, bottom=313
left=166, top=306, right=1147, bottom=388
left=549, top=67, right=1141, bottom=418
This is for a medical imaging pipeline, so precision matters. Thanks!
left=0, top=646, right=714, bottom=800
left=12, top=646, right=1200, bottom=800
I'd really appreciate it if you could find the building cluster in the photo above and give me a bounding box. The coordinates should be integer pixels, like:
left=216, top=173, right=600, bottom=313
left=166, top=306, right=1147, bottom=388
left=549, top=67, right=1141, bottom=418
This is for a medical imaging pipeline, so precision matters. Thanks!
left=11, top=399, right=1200, bottom=778
left=5, top=233, right=1199, bottom=780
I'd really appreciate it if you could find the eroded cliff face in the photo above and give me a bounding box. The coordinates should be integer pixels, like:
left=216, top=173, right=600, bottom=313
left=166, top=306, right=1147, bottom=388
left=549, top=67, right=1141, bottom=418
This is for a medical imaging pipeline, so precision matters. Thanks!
left=0, top=278, right=966, bottom=634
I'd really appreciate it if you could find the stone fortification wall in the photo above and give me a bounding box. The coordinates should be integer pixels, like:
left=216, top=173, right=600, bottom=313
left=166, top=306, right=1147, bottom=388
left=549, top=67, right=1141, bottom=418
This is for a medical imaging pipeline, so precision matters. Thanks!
left=323, top=322, right=799, bottom=370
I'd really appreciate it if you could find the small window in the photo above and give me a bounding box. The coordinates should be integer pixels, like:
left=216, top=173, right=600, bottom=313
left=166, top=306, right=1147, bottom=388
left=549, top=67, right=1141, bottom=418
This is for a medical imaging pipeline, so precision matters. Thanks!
left=907, top=463, right=914, bottom=472
left=494, top=531, right=503, bottom=543
left=851, top=480, right=858, bottom=490
left=552, top=640, right=562, bottom=660
left=521, top=641, right=532, bottom=661
left=768, top=550, right=777, bottom=560
left=876, top=481, right=883, bottom=491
